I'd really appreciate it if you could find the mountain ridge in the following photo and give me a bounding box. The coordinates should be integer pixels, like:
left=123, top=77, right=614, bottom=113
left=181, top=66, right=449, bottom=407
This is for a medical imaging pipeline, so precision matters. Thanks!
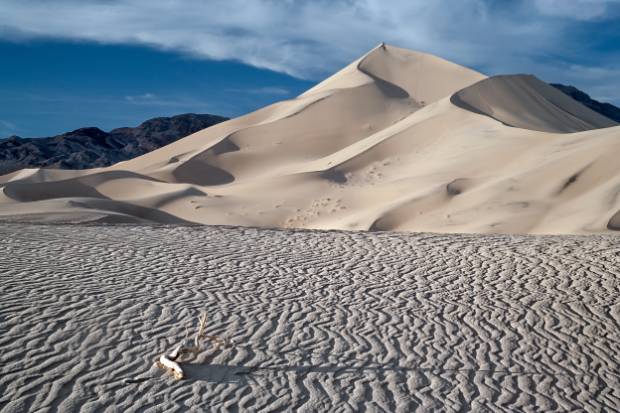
left=550, top=83, right=620, bottom=123
left=0, top=113, right=228, bottom=175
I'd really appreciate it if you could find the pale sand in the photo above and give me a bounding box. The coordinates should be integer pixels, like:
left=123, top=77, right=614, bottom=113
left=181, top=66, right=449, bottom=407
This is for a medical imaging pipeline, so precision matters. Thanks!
left=1, top=223, right=619, bottom=411
left=0, top=44, right=619, bottom=234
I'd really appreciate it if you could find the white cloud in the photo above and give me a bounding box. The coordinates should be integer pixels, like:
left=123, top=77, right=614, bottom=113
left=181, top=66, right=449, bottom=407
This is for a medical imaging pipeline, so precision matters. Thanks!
left=534, top=0, right=619, bottom=20
left=0, top=1, right=572, bottom=76
left=0, top=119, right=17, bottom=130
left=227, top=87, right=291, bottom=96
left=0, top=0, right=619, bottom=102
left=123, top=93, right=208, bottom=108
left=124, top=93, right=157, bottom=103
left=0, top=119, right=19, bottom=138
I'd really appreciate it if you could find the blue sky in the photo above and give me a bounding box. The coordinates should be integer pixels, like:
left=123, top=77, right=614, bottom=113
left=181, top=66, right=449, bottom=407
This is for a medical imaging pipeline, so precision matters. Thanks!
left=0, top=0, right=619, bottom=138
left=0, top=41, right=313, bottom=137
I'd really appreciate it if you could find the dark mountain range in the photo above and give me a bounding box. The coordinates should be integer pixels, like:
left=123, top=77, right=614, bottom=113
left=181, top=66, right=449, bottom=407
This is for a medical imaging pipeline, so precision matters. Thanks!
left=550, top=84, right=620, bottom=123
left=0, top=113, right=228, bottom=175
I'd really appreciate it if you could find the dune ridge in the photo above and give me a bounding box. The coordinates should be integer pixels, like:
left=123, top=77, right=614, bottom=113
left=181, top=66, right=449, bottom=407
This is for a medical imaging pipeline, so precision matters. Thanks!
left=1, top=43, right=619, bottom=234
left=450, top=74, right=616, bottom=133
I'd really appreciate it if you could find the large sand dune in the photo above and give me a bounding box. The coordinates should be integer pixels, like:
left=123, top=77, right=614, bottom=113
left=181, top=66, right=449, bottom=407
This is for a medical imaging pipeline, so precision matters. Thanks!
left=1, top=224, right=619, bottom=411
left=1, top=44, right=619, bottom=234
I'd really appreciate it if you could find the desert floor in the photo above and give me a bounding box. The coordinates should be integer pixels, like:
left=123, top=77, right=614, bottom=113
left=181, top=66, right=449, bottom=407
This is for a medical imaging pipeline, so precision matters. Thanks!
left=1, top=224, right=619, bottom=412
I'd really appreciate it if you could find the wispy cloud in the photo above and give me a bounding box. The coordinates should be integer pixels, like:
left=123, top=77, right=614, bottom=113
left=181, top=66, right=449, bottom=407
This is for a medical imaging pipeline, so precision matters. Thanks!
left=0, top=0, right=619, bottom=102
left=227, top=86, right=291, bottom=96
left=0, top=119, right=17, bottom=130
left=0, top=91, right=209, bottom=108
left=0, top=119, right=19, bottom=137
left=534, top=0, right=620, bottom=20
left=124, top=93, right=157, bottom=103
left=124, top=92, right=209, bottom=108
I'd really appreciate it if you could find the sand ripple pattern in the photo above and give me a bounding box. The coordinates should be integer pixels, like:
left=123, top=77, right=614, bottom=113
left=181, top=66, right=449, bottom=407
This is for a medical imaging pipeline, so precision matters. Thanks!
left=1, top=224, right=620, bottom=412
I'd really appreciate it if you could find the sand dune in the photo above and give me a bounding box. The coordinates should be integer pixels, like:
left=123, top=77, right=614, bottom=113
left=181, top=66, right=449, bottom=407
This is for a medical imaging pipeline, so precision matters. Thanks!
left=0, top=43, right=619, bottom=234
left=450, top=74, right=617, bottom=132
left=2, top=224, right=620, bottom=411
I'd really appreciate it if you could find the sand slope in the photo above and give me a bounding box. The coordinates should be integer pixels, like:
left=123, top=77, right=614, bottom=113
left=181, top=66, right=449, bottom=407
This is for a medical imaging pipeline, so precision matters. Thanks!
left=1, top=224, right=620, bottom=411
left=0, top=44, right=619, bottom=234
left=450, top=74, right=617, bottom=133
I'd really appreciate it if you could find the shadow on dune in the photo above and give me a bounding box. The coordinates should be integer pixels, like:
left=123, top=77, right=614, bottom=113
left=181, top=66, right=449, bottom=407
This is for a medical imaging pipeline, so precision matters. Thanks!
left=148, top=186, right=206, bottom=209
left=68, top=198, right=194, bottom=224
left=1, top=171, right=196, bottom=224
left=446, top=178, right=470, bottom=196
left=357, top=55, right=411, bottom=100
left=450, top=74, right=617, bottom=133
left=173, top=159, right=235, bottom=186
left=3, top=179, right=106, bottom=202
left=210, top=138, right=240, bottom=155
left=2, top=170, right=165, bottom=202
left=608, top=210, right=620, bottom=231
left=319, top=168, right=348, bottom=184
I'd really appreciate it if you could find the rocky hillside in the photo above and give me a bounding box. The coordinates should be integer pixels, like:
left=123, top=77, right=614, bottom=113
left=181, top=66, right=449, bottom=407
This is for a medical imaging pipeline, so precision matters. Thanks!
left=551, top=84, right=620, bottom=122
left=0, top=113, right=228, bottom=175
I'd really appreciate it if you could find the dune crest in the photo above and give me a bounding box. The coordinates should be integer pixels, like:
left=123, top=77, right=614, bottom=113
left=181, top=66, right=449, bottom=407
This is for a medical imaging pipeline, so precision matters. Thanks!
left=450, top=74, right=617, bottom=133
left=1, top=44, right=619, bottom=234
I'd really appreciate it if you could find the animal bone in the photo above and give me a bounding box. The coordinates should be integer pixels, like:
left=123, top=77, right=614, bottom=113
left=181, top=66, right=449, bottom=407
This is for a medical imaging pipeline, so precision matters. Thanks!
left=155, top=312, right=227, bottom=380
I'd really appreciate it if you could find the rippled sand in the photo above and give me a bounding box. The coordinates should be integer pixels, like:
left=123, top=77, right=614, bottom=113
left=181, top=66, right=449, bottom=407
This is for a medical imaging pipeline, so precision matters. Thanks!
left=1, top=224, right=619, bottom=411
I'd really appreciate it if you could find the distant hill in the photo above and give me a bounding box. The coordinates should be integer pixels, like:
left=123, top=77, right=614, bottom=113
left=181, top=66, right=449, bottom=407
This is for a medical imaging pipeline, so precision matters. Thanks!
left=0, top=113, right=228, bottom=175
left=550, top=84, right=620, bottom=123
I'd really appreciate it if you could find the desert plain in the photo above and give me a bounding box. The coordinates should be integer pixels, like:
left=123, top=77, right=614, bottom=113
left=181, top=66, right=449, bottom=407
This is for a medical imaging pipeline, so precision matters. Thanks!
left=1, top=224, right=620, bottom=412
